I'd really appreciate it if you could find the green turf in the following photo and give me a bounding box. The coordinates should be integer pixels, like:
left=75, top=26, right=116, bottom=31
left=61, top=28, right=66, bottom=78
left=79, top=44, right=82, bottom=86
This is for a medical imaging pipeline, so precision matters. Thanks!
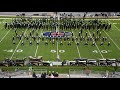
left=0, top=18, right=120, bottom=62
left=0, top=66, right=119, bottom=73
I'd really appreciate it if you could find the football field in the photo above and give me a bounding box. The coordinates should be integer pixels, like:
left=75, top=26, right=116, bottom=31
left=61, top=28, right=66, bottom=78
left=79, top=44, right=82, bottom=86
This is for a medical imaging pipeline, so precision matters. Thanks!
left=0, top=18, right=120, bottom=62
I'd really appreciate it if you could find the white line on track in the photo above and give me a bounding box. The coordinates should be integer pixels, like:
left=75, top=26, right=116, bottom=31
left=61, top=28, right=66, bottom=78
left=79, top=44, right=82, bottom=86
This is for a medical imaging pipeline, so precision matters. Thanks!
left=72, top=30, right=81, bottom=58
left=0, top=29, right=11, bottom=44
left=103, top=30, right=120, bottom=50
left=87, top=30, right=105, bottom=59
left=10, top=29, right=28, bottom=60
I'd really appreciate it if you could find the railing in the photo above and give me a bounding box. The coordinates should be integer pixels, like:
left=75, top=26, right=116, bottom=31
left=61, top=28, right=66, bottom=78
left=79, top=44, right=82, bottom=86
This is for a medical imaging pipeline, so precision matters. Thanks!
left=68, top=69, right=120, bottom=78
left=32, top=69, right=47, bottom=74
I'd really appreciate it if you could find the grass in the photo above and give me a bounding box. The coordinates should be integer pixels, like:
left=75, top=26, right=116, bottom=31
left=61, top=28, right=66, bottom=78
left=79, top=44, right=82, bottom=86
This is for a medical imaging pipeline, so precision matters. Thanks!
left=0, top=18, right=120, bottom=73
left=0, top=19, right=120, bottom=60
left=0, top=66, right=119, bottom=73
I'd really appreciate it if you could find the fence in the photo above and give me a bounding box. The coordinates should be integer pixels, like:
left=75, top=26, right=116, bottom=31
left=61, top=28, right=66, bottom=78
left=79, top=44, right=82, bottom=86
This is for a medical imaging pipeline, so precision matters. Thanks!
left=68, top=69, right=120, bottom=78
left=0, top=70, right=30, bottom=78
left=32, top=69, right=47, bottom=74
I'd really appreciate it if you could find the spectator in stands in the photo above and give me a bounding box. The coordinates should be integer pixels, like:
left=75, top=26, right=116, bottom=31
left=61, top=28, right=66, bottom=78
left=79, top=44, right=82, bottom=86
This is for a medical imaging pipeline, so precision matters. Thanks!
left=32, top=72, right=37, bottom=78
left=51, top=73, right=54, bottom=78
left=48, top=71, right=51, bottom=77
left=41, top=73, right=44, bottom=78
left=41, top=72, right=46, bottom=78
left=44, top=72, right=47, bottom=78
left=54, top=72, right=59, bottom=77
left=9, top=75, right=11, bottom=78
left=52, top=71, right=55, bottom=76
left=61, top=61, right=64, bottom=66
left=56, top=72, right=59, bottom=77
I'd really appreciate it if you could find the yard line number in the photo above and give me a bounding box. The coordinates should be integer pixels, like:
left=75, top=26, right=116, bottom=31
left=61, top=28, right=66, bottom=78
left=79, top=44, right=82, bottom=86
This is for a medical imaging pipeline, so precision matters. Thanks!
left=50, top=50, right=65, bottom=53
left=92, top=50, right=111, bottom=53
left=3, top=49, right=23, bottom=53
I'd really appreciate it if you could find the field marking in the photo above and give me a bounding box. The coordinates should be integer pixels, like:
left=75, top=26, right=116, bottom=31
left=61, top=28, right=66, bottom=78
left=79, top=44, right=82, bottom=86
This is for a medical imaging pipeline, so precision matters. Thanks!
left=50, top=50, right=65, bottom=53
left=3, top=49, right=23, bottom=53
left=34, top=45, right=39, bottom=57
left=56, top=33, right=59, bottom=59
left=34, top=29, right=43, bottom=57
left=0, top=18, right=7, bottom=30
left=50, top=50, right=56, bottom=53
left=0, top=18, right=12, bottom=19
left=104, top=20, right=120, bottom=50
left=108, top=20, right=120, bottom=32
left=72, top=30, right=81, bottom=58
left=0, top=19, right=6, bottom=30
left=103, top=30, right=120, bottom=50
left=93, top=50, right=108, bottom=53
left=0, top=29, right=11, bottom=44
left=113, top=23, right=117, bottom=24
left=56, top=15, right=60, bottom=59
left=0, top=18, right=6, bottom=29
left=56, top=26, right=60, bottom=59
left=10, top=29, right=28, bottom=60
left=87, top=30, right=105, bottom=59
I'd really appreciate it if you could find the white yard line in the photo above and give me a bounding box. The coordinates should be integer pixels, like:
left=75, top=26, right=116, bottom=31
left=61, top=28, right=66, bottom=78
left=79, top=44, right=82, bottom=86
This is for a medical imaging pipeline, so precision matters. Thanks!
left=0, top=18, right=6, bottom=29
left=107, top=20, right=120, bottom=32
left=34, top=30, right=43, bottom=57
left=57, top=41, right=59, bottom=59
left=87, top=30, right=105, bottom=59
left=0, top=29, right=11, bottom=44
left=103, top=30, right=120, bottom=50
left=34, top=45, right=39, bottom=57
left=0, top=18, right=6, bottom=21
left=104, top=20, right=120, bottom=50
left=56, top=26, right=60, bottom=59
left=10, top=29, right=28, bottom=60
left=56, top=16, right=60, bottom=59
left=0, top=18, right=12, bottom=19
left=72, top=30, right=81, bottom=58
